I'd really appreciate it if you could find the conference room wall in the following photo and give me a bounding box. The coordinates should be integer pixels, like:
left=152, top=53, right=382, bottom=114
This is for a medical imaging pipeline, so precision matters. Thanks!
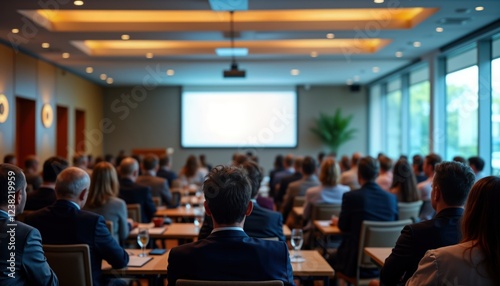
left=0, top=43, right=104, bottom=164
left=102, top=85, right=368, bottom=173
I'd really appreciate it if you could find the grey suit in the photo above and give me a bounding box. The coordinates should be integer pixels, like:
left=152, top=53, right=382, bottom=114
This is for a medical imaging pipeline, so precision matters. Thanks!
left=84, top=197, right=129, bottom=243
left=137, top=174, right=172, bottom=206
left=0, top=211, right=58, bottom=285
left=281, top=175, right=320, bottom=221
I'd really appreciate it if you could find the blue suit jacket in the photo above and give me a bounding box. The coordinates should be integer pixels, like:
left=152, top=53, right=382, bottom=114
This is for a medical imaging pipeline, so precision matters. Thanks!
left=157, top=168, right=178, bottom=188
left=0, top=211, right=58, bottom=285
left=380, top=208, right=463, bottom=286
left=25, top=200, right=129, bottom=286
left=118, top=178, right=157, bottom=223
left=335, top=182, right=398, bottom=276
left=168, top=229, right=295, bottom=285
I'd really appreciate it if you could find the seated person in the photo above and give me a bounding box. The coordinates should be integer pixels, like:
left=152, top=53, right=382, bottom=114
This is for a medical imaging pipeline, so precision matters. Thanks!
left=167, top=165, right=294, bottom=286
left=136, top=154, right=172, bottom=206
left=23, top=155, right=43, bottom=191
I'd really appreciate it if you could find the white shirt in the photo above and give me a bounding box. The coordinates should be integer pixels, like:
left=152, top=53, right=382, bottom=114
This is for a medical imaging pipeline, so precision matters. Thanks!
left=211, top=227, right=244, bottom=234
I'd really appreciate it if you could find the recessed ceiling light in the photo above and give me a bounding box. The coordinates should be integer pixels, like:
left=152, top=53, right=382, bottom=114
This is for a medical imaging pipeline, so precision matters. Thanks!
left=310, top=51, right=318, bottom=58
left=41, top=42, right=50, bottom=48
left=326, top=33, right=335, bottom=39
left=346, top=79, right=353, bottom=85
left=395, top=51, right=403, bottom=58
left=372, top=66, right=380, bottom=73
left=413, top=41, right=421, bottom=48
left=146, top=52, right=154, bottom=59
left=475, top=6, right=484, bottom=11
left=166, top=69, right=175, bottom=76
left=121, top=34, right=130, bottom=40
left=11, top=28, right=19, bottom=34
left=85, top=67, right=93, bottom=73
left=436, top=27, right=444, bottom=32
left=106, top=77, right=113, bottom=84
left=374, top=0, right=384, bottom=3
left=62, top=53, right=70, bottom=59
left=74, top=0, right=84, bottom=6
left=291, top=69, right=300, bottom=76
left=353, top=75, right=360, bottom=82
left=100, top=74, right=107, bottom=80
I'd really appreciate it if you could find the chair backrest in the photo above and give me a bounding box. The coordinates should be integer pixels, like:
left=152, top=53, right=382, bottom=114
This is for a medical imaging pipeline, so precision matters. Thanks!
left=105, top=220, right=113, bottom=234
left=127, top=204, right=142, bottom=222
left=293, top=196, right=305, bottom=207
left=176, top=280, right=284, bottom=286
left=15, top=210, right=34, bottom=223
left=43, top=244, right=93, bottom=286
left=398, top=201, right=423, bottom=222
left=310, top=203, right=341, bottom=220
left=169, top=191, right=181, bottom=208
left=152, top=196, right=162, bottom=207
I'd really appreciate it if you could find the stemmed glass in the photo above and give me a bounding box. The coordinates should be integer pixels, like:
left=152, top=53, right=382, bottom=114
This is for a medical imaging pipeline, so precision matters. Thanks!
left=290, top=228, right=305, bottom=263
left=137, top=228, right=149, bottom=257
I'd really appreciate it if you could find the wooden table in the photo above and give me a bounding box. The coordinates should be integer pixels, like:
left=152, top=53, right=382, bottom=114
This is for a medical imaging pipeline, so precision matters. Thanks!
left=292, top=250, right=335, bottom=283
left=293, top=207, right=304, bottom=217
left=180, top=195, right=204, bottom=206
left=155, top=206, right=199, bottom=219
left=129, top=223, right=200, bottom=240
left=364, top=247, right=392, bottom=267
left=313, top=220, right=342, bottom=235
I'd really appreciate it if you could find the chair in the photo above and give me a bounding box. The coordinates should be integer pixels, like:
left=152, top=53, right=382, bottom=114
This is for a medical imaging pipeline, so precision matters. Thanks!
left=15, top=210, right=34, bottom=223
left=336, top=219, right=412, bottom=286
left=152, top=196, right=162, bottom=207
left=398, top=201, right=423, bottom=222
left=310, top=203, right=341, bottom=220
left=127, top=204, right=142, bottom=223
left=293, top=196, right=305, bottom=207
left=176, top=280, right=284, bottom=286
left=43, top=244, right=93, bottom=286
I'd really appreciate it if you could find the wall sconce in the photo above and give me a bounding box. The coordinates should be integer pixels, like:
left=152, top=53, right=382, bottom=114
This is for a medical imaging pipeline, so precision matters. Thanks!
left=0, top=94, right=9, bottom=123
left=42, top=103, right=53, bottom=128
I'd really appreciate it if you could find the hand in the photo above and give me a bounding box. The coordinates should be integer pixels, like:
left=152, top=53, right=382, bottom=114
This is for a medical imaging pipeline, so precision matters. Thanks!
left=330, top=217, right=339, bottom=226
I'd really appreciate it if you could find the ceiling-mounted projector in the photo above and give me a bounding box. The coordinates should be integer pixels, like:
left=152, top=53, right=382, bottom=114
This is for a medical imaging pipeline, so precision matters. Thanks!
left=223, top=62, right=246, bottom=78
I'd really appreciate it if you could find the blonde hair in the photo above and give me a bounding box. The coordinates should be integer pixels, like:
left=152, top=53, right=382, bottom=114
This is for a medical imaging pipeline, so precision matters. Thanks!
left=86, top=162, right=119, bottom=208
left=319, top=157, right=340, bottom=186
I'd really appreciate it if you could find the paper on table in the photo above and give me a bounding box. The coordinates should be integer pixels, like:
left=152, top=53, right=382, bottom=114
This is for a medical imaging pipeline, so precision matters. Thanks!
left=127, top=256, right=153, bottom=267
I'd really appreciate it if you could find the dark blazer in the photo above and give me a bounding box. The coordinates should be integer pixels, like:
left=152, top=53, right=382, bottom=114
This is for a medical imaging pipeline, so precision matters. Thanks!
left=25, top=187, right=56, bottom=211
left=380, top=208, right=463, bottom=286
left=0, top=211, right=58, bottom=286
left=335, top=182, right=398, bottom=276
left=198, top=202, right=286, bottom=241
left=25, top=200, right=129, bottom=286
left=275, top=172, right=302, bottom=204
left=157, top=168, right=178, bottom=188
left=168, top=229, right=295, bottom=286
left=118, top=178, right=157, bottom=223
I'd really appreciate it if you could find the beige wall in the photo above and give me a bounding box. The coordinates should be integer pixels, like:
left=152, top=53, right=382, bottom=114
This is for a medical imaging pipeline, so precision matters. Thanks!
left=103, top=85, right=368, bottom=172
left=0, top=43, right=104, bottom=164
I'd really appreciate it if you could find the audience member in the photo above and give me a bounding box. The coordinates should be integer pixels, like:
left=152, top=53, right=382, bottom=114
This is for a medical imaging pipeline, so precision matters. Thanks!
left=340, top=152, right=362, bottom=190
left=376, top=155, right=393, bottom=191
left=157, top=154, right=177, bottom=188
left=137, top=154, right=172, bottom=206
left=131, top=154, right=143, bottom=176
left=0, top=164, right=58, bottom=285
left=104, top=154, right=115, bottom=165
left=198, top=161, right=285, bottom=241
left=272, top=154, right=295, bottom=193
left=84, top=162, right=129, bottom=244
left=317, top=151, right=326, bottom=166
left=339, top=155, right=351, bottom=173
left=418, top=153, right=442, bottom=221
left=380, top=161, right=475, bottom=285
left=117, top=157, right=156, bottom=223
left=407, top=176, right=500, bottom=285
left=411, top=154, right=427, bottom=183
left=25, top=156, right=68, bottom=210
left=268, top=154, right=284, bottom=198
left=452, top=155, right=466, bottom=164
left=331, top=156, right=398, bottom=278
left=199, top=154, right=212, bottom=172
left=178, top=155, right=206, bottom=186
left=389, top=159, right=420, bottom=203
left=3, top=154, right=16, bottom=165
left=468, top=156, right=485, bottom=182
left=26, top=167, right=129, bottom=286
left=73, top=153, right=92, bottom=175
left=24, top=155, right=42, bottom=191
left=281, top=156, right=320, bottom=222
left=167, top=165, right=294, bottom=285
left=275, top=157, right=303, bottom=207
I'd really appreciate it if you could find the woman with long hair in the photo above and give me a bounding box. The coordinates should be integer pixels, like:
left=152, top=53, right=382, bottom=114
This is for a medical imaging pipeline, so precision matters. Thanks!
left=84, top=161, right=129, bottom=244
left=389, top=159, right=420, bottom=202
left=178, top=155, right=206, bottom=186
left=407, top=176, right=500, bottom=285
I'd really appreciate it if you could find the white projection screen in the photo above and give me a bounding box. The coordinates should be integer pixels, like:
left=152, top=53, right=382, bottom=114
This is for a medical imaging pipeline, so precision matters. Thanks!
left=181, top=88, right=297, bottom=148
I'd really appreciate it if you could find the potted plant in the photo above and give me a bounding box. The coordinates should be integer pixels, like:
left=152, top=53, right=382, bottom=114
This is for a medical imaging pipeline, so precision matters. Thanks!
left=310, top=109, right=357, bottom=154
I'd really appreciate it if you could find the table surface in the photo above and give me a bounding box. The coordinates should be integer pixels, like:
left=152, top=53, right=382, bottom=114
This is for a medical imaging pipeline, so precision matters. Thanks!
left=364, top=247, right=392, bottom=267
left=293, top=207, right=304, bottom=217
left=156, top=206, right=200, bottom=218
left=103, top=249, right=334, bottom=278
left=313, top=220, right=342, bottom=235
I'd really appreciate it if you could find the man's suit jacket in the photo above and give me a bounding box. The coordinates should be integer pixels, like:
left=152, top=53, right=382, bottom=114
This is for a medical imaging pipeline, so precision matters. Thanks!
left=335, top=182, right=398, bottom=276
left=157, top=168, right=177, bottom=188
left=281, top=176, right=320, bottom=221
left=118, top=178, right=157, bottom=223
left=168, top=229, right=295, bottom=286
left=25, top=187, right=56, bottom=211
left=198, top=203, right=286, bottom=241
left=136, top=174, right=173, bottom=206
left=380, top=208, right=463, bottom=286
left=0, top=211, right=58, bottom=286
left=25, top=200, right=129, bottom=286
left=275, top=172, right=302, bottom=204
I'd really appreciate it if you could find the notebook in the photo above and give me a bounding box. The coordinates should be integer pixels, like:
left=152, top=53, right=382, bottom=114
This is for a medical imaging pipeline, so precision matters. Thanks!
left=127, top=256, right=153, bottom=267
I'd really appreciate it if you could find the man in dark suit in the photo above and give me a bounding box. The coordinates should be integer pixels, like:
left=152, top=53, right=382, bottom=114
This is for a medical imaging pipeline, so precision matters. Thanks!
left=137, top=154, right=173, bottom=206
left=379, top=161, right=475, bottom=286
left=168, top=165, right=295, bottom=286
left=198, top=160, right=285, bottom=241
left=332, top=156, right=398, bottom=277
left=25, top=156, right=68, bottom=211
left=0, top=163, right=58, bottom=285
left=118, top=157, right=156, bottom=223
left=25, top=167, right=129, bottom=286
left=156, top=154, right=177, bottom=188
left=274, top=157, right=303, bottom=208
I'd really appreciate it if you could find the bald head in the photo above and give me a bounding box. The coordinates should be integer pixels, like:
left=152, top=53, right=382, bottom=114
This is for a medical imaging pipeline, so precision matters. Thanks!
left=55, top=167, right=90, bottom=201
left=119, top=157, right=139, bottom=179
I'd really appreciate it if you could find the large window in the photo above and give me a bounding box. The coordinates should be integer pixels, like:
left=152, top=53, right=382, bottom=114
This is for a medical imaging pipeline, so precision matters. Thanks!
left=492, top=55, right=500, bottom=174
left=386, top=79, right=402, bottom=159
left=409, top=67, right=430, bottom=156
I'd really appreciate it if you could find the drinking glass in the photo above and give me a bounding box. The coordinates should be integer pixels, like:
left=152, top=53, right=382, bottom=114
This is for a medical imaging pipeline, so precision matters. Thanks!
left=290, top=228, right=305, bottom=262
left=194, top=206, right=205, bottom=227
left=137, top=228, right=149, bottom=257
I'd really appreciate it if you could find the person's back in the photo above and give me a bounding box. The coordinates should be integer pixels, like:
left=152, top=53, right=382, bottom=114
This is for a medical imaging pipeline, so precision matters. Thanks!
left=85, top=196, right=129, bottom=243
left=138, top=154, right=172, bottom=206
